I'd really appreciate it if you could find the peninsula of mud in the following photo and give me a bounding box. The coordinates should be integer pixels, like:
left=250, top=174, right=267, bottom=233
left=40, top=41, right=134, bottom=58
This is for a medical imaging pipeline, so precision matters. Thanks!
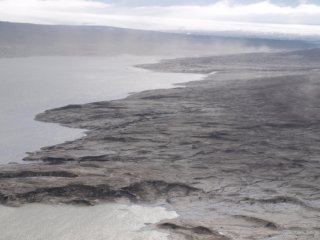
left=1, top=49, right=320, bottom=240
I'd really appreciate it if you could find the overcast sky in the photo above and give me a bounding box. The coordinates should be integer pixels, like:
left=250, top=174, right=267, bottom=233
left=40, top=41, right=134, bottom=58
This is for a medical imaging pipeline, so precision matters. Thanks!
left=0, top=0, right=320, bottom=37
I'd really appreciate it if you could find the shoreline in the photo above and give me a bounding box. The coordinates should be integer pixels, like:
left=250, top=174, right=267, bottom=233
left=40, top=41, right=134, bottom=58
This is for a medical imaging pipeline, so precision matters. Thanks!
left=0, top=55, right=203, bottom=164
left=1, top=49, right=320, bottom=239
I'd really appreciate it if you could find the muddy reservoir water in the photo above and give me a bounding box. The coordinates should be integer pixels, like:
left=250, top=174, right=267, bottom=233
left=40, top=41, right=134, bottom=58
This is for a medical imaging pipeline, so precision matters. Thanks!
left=0, top=55, right=202, bottom=164
left=0, top=203, right=178, bottom=240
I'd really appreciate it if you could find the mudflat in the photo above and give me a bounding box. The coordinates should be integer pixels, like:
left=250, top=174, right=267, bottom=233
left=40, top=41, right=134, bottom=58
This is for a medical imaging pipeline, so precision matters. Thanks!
left=1, top=49, right=320, bottom=240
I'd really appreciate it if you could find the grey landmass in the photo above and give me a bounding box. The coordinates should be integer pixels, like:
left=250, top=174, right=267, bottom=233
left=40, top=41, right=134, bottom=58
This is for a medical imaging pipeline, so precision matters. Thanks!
left=1, top=48, right=320, bottom=239
left=0, top=21, right=317, bottom=57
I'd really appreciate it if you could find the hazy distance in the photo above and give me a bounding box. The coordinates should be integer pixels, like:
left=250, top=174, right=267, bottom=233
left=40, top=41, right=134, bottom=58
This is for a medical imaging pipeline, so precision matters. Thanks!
left=0, top=21, right=318, bottom=58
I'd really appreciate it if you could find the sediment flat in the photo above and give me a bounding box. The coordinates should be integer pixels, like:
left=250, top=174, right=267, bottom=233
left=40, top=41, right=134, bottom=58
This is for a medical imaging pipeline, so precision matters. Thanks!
left=1, top=49, right=320, bottom=240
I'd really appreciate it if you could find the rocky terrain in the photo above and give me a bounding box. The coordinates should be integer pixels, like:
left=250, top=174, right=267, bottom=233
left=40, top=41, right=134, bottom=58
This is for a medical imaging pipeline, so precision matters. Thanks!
left=1, top=48, right=320, bottom=239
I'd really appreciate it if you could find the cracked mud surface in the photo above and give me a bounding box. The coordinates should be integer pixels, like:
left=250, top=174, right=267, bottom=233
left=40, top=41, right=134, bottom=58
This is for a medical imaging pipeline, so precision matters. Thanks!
left=1, top=49, right=320, bottom=239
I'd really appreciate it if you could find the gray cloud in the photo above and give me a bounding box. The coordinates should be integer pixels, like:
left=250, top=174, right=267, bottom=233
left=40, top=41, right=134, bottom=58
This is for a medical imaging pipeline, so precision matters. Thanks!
left=0, top=0, right=319, bottom=37
left=98, top=0, right=320, bottom=7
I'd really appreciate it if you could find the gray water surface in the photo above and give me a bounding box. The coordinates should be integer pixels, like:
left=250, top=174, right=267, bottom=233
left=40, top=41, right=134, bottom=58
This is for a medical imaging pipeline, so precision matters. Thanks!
left=0, top=55, right=202, bottom=164
left=0, top=203, right=178, bottom=240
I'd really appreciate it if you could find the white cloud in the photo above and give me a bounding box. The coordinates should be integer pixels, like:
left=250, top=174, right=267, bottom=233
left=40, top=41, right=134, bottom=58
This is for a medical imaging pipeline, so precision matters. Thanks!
left=0, top=0, right=320, bottom=37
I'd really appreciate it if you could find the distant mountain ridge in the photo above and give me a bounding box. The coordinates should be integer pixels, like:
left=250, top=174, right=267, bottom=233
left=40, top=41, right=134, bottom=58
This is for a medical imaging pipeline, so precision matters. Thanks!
left=0, top=21, right=316, bottom=57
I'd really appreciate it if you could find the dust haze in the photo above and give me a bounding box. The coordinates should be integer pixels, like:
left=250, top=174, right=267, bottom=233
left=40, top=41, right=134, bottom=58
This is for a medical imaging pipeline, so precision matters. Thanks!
left=0, top=21, right=316, bottom=58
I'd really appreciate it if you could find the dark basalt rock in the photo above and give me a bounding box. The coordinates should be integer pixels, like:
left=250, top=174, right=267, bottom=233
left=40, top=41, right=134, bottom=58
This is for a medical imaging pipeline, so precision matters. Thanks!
left=233, top=215, right=279, bottom=230
left=0, top=171, right=78, bottom=179
left=159, top=222, right=231, bottom=240
left=1, top=181, right=200, bottom=205
left=122, top=180, right=201, bottom=202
